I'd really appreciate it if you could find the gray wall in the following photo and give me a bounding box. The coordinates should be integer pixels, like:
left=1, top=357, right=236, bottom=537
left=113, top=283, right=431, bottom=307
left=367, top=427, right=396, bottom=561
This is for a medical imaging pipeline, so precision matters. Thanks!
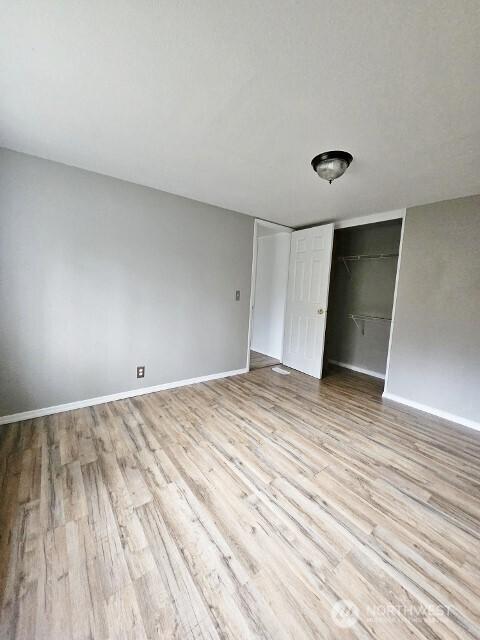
left=0, top=149, right=254, bottom=417
left=386, top=195, right=480, bottom=423
left=326, top=222, right=401, bottom=376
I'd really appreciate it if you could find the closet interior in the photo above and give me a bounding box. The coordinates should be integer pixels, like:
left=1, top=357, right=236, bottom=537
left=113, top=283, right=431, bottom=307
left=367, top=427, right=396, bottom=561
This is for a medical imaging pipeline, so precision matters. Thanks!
left=324, top=219, right=402, bottom=382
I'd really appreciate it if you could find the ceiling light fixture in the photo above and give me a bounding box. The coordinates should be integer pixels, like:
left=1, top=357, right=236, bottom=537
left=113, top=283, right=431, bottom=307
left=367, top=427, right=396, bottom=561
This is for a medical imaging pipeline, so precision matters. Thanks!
left=311, top=150, right=353, bottom=184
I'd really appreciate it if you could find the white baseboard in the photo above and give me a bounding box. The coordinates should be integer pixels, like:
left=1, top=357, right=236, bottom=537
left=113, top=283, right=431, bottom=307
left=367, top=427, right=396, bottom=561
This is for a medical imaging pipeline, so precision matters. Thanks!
left=328, top=359, right=385, bottom=380
left=0, top=367, right=248, bottom=426
left=382, top=391, right=480, bottom=432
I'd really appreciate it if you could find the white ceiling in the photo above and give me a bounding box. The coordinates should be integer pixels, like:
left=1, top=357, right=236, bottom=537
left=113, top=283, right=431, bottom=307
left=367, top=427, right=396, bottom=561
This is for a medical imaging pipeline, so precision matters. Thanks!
left=2, top=1, right=479, bottom=227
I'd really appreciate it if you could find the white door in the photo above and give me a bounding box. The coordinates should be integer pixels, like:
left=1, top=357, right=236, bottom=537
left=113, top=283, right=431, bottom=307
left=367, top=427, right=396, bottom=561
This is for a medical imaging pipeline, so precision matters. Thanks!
left=282, top=224, right=334, bottom=378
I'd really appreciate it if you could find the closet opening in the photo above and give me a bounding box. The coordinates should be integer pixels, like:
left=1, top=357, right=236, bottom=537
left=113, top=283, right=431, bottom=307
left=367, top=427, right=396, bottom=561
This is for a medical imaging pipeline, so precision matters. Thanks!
left=324, top=219, right=402, bottom=387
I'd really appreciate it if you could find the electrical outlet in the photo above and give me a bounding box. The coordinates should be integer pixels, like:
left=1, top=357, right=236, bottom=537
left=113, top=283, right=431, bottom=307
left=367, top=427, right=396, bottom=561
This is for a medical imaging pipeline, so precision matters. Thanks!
left=235, top=289, right=241, bottom=301
left=137, top=366, right=145, bottom=379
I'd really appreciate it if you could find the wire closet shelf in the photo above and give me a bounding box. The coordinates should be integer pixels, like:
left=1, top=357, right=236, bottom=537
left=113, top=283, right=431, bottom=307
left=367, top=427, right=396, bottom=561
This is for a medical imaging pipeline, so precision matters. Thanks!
left=347, top=313, right=392, bottom=335
left=337, top=253, right=399, bottom=274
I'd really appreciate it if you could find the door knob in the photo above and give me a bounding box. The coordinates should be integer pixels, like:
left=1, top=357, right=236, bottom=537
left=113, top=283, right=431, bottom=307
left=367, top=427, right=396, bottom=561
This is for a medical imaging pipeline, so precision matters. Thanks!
left=317, top=308, right=324, bottom=315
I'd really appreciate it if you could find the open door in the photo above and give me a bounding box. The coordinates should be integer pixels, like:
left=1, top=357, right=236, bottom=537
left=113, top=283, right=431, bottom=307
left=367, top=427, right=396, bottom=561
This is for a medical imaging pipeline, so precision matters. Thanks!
left=282, top=224, right=334, bottom=378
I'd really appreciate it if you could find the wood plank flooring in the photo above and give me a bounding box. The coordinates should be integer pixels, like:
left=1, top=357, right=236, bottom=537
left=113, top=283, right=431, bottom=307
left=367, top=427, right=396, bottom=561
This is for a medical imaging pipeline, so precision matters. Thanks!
left=249, top=351, right=280, bottom=371
left=1, top=367, right=480, bottom=639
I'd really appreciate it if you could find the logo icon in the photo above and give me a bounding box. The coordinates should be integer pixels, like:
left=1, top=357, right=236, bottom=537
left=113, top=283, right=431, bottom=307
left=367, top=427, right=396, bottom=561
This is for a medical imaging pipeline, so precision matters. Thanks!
left=331, top=599, right=359, bottom=628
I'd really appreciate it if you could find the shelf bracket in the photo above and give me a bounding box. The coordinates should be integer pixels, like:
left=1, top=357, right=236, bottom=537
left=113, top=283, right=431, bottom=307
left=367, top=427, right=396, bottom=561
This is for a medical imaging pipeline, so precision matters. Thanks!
left=342, top=257, right=351, bottom=275
left=351, top=315, right=365, bottom=335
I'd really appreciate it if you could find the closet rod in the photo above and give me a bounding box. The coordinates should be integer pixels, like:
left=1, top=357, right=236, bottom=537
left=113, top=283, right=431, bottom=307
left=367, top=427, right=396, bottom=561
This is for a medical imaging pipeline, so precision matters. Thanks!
left=337, top=253, right=399, bottom=261
left=348, top=314, right=392, bottom=321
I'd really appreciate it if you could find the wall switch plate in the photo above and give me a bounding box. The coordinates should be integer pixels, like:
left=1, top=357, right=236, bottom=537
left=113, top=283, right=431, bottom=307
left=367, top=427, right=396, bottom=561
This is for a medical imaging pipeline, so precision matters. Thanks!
left=235, top=290, right=241, bottom=301
left=137, top=366, right=145, bottom=379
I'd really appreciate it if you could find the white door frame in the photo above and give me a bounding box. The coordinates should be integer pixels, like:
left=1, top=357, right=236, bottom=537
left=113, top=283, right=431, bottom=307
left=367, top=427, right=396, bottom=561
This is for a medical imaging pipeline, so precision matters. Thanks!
left=246, top=219, right=292, bottom=370
left=383, top=213, right=407, bottom=393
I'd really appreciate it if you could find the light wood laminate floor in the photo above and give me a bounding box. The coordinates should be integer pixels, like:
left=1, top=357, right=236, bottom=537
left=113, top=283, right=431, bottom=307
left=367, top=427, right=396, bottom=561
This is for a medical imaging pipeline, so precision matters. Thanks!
left=1, top=367, right=480, bottom=639
left=249, top=350, right=280, bottom=371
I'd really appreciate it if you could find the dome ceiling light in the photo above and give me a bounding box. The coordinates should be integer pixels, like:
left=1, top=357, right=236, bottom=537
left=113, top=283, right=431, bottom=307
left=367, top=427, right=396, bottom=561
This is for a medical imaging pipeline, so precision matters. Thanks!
left=311, top=150, right=353, bottom=184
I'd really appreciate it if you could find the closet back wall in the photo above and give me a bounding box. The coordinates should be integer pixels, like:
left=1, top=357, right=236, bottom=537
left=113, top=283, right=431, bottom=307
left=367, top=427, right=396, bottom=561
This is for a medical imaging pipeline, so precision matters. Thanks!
left=326, top=221, right=402, bottom=378
left=0, top=149, right=254, bottom=418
